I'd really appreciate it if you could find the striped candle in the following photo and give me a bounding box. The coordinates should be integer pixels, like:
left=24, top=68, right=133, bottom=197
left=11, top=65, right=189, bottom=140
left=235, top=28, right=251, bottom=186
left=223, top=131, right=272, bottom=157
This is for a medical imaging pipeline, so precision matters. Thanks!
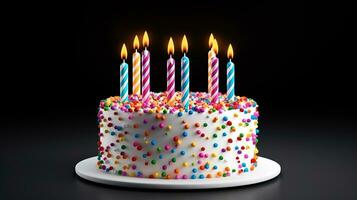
left=227, top=61, right=235, bottom=101
left=208, top=49, right=215, bottom=95
left=210, top=39, right=219, bottom=103
left=210, top=57, right=219, bottom=103
left=132, top=35, right=141, bottom=95
left=167, top=37, right=175, bottom=105
left=181, top=35, right=190, bottom=110
left=208, top=33, right=215, bottom=94
left=141, top=31, right=150, bottom=105
left=120, top=44, right=128, bottom=102
left=226, top=44, right=235, bottom=101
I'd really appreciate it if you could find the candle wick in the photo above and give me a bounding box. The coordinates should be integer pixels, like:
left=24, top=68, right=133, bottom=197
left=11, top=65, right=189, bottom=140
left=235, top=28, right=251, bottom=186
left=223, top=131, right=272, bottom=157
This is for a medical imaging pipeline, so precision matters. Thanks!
left=122, top=60, right=125, bottom=64
left=135, top=49, right=137, bottom=53
left=230, top=59, right=232, bottom=62
left=170, top=54, right=172, bottom=59
left=184, top=53, right=186, bottom=57
left=145, top=47, right=147, bottom=50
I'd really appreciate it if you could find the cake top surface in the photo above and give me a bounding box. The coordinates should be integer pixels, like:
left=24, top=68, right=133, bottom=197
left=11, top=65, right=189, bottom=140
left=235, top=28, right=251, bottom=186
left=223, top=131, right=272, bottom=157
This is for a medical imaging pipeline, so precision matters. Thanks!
left=99, top=92, right=258, bottom=114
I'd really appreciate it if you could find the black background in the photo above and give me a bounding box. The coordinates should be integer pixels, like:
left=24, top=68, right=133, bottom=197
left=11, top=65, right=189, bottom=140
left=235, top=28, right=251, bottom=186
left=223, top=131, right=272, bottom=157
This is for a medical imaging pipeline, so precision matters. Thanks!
left=1, top=0, right=356, bottom=199
left=3, top=0, right=355, bottom=119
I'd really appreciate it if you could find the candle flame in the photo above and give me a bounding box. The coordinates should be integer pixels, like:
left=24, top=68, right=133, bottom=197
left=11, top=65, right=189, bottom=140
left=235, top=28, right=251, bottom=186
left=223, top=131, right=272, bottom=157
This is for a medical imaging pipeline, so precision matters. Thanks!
left=227, top=44, right=234, bottom=59
left=209, top=33, right=215, bottom=48
left=167, top=37, right=174, bottom=55
left=121, top=43, right=127, bottom=59
left=133, top=35, right=140, bottom=49
left=212, top=39, right=218, bottom=54
left=143, top=31, right=149, bottom=47
left=181, top=35, right=188, bottom=53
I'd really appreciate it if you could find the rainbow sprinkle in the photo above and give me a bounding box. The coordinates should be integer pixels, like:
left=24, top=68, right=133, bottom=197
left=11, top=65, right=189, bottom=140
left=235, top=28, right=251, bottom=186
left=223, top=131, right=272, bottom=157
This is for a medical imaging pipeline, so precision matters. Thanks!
left=97, top=92, right=260, bottom=179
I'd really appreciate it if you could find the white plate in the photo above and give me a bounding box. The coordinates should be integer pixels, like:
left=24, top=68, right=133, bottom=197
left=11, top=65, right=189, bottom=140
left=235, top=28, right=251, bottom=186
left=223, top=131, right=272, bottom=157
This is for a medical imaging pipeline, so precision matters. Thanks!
left=75, top=156, right=281, bottom=189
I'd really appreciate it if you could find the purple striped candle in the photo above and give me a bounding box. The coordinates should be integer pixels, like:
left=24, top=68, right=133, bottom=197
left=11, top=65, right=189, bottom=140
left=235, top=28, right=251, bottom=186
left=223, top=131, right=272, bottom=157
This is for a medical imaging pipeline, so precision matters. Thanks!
left=141, top=31, right=150, bottom=105
left=210, top=39, right=219, bottom=103
left=167, top=37, right=175, bottom=105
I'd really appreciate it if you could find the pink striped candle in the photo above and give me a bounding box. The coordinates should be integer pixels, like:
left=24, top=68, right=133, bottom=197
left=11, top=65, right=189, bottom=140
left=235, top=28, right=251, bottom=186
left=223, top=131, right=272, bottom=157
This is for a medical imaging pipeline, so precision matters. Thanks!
left=210, top=39, right=219, bottom=103
left=167, top=37, right=175, bottom=105
left=141, top=31, right=150, bottom=105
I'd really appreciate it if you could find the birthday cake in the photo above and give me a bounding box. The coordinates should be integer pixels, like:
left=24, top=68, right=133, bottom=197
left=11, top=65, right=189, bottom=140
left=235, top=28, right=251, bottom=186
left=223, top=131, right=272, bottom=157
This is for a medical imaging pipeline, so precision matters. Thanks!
left=96, top=92, right=259, bottom=179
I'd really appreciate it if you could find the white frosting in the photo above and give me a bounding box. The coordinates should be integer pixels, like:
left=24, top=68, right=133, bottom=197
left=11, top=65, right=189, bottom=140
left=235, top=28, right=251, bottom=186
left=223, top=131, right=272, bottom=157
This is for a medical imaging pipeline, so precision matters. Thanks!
left=97, top=95, right=259, bottom=179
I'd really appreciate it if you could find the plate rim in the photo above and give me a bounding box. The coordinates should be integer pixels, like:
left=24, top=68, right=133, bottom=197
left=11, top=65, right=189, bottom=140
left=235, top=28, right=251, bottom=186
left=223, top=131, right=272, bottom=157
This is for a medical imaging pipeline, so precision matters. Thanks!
left=75, top=156, right=281, bottom=189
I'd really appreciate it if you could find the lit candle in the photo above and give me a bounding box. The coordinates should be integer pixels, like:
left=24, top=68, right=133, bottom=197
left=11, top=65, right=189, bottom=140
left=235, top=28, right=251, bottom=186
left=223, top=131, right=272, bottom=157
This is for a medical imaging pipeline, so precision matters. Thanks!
left=210, top=39, right=219, bottom=103
left=120, top=43, right=129, bottom=102
left=132, top=35, right=141, bottom=95
left=226, top=44, right=235, bottom=101
left=167, top=37, right=175, bottom=105
left=208, top=33, right=215, bottom=95
left=181, top=35, right=190, bottom=111
left=141, top=31, right=150, bottom=105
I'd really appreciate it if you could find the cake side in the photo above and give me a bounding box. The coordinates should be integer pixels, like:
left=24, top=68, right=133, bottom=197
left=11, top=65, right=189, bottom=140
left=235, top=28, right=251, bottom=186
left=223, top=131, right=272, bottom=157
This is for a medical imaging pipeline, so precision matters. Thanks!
left=96, top=92, right=259, bottom=179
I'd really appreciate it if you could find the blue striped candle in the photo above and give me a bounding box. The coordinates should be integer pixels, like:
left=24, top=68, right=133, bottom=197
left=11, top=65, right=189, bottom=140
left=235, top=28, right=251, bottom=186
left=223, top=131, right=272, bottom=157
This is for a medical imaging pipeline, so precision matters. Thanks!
left=226, top=44, right=235, bottom=101
left=181, top=54, right=190, bottom=110
left=227, top=61, right=235, bottom=101
left=181, top=35, right=190, bottom=111
left=120, top=43, right=128, bottom=102
left=120, top=61, right=129, bottom=102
